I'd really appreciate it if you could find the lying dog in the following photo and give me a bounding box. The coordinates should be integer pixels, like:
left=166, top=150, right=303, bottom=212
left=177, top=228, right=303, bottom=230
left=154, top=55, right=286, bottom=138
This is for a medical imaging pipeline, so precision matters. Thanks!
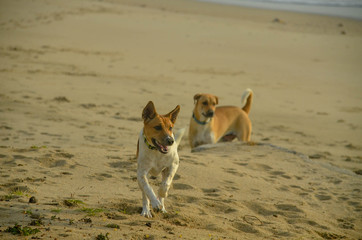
left=189, top=89, right=253, bottom=149
left=136, top=101, right=184, bottom=218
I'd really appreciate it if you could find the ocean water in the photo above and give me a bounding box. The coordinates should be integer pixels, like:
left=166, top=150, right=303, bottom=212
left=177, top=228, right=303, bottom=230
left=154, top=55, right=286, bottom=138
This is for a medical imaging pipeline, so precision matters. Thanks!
left=198, top=0, right=362, bottom=20
left=240, top=0, right=362, bottom=7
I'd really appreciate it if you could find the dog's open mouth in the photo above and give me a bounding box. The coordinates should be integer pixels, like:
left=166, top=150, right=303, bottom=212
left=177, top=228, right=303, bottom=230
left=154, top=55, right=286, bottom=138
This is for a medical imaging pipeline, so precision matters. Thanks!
left=152, top=138, right=169, bottom=154
left=202, top=112, right=214, bottom=118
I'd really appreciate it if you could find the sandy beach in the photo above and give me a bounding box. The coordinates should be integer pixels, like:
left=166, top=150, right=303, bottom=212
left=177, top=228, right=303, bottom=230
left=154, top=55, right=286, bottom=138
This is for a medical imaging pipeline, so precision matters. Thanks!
left=0, top=0, right=361, bottom=239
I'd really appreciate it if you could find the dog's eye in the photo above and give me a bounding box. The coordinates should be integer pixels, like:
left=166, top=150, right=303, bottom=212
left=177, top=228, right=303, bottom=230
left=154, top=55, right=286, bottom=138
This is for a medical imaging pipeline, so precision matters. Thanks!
left=169, top=127, right=173, bottom=131
left=154, top=125, right=162, bottom=131
left=202, top=101, right=208, bottom=106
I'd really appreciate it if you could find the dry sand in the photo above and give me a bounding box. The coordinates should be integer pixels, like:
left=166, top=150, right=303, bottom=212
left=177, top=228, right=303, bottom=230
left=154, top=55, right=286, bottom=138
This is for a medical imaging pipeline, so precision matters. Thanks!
left=0, top=0, right=361, bottom=239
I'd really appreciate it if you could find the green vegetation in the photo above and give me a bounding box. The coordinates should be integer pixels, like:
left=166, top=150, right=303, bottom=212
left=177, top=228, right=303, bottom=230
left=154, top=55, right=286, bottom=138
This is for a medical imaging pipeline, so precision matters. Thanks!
left=5, top=224, right=40, bottom=236
left=11, top=189, right=25, bottom=196
left=96, top=233, right=110, bottom=240
left=29, top=219, right=44, bottom=226
left=24, top=209, right=33, bottom=215
left=81, top=207, right=104, bottom=216
left=30, top=145, right=47, bottom=149
left=105, top=223, right=120, bottom=229
left=0, top=194, right=14, bottom=201
left=51, top=208, right=62, bottom=213
left=64, top=199, right=85, bottom=207
left=0, top=188, right=31, bottom=201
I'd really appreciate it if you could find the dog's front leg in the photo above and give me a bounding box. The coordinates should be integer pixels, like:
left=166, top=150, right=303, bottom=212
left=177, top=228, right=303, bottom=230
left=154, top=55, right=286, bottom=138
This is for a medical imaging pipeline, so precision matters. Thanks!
left=158, top=161, right=179, bottom=213
left=137, top=171, right=162, bottom=217
left=140, top=191, right=152, bottom=218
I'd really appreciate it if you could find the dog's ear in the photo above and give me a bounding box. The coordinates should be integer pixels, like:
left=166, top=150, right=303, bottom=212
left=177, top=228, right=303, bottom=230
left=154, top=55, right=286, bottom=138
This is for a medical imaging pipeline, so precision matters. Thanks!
left=167, top=105, right=180, bottom=124
left=142, top=101, right=157, bottom=122
left=214, top=95, right=219, bottom=105
left=193, top=94, right=201, bottom=104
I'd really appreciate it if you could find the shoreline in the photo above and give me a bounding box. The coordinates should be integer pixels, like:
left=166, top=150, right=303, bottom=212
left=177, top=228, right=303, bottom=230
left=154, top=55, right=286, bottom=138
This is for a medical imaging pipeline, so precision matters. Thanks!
left=197, top=0, right=362, bottom=20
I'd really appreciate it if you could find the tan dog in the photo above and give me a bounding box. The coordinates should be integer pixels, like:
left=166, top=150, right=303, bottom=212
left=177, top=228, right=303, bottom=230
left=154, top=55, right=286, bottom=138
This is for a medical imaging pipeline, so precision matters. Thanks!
left=189, top=89, right=253, bottom=149
left=136, top=101, right=184, bottom=218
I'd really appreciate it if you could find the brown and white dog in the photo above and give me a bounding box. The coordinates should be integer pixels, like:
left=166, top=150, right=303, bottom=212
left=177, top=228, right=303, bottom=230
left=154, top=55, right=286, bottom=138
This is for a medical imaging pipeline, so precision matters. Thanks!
left=136, top=101, right=184, bottom=218
left=189, top=89, right=253, bottom=149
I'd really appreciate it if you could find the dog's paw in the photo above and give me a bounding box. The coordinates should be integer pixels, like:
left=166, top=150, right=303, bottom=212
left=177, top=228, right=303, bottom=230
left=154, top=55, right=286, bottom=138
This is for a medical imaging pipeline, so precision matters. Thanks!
left=141, top=208, right=153, bottom=218
left=160, top=207, right=167, bottom=214
left=151, top=199, right=162, bottom=210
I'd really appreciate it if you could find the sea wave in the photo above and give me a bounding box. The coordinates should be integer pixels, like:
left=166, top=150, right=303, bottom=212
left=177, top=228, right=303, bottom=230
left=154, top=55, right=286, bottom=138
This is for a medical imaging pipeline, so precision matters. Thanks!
left=251, top=0, right=362, bottom=7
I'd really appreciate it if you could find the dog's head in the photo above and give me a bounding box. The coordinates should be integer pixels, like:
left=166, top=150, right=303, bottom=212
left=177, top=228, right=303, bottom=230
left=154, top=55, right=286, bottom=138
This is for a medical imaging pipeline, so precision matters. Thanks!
left=142, top=101, right=180, bottom=154
left=193, top=93, right=218, bottom=118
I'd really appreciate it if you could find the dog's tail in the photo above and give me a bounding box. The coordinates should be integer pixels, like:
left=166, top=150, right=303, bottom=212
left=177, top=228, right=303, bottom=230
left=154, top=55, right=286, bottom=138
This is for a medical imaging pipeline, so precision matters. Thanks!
left=174, top=127, right=186, bottom=146
left=241, top=88, right=253, bottom=114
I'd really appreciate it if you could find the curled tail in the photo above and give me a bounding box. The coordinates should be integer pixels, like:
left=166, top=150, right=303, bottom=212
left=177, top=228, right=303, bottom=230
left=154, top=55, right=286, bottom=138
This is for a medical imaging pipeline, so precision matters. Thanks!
left=174, top=127, right=186, bottom=146
left=241, top=88, right=253, bottom=114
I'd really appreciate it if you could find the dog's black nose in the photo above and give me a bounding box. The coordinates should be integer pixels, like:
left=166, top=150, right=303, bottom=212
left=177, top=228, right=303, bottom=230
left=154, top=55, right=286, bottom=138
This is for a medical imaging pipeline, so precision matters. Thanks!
left=206, top=111, right=214, bottom=118
left=165, top=136, right=174, bottom=146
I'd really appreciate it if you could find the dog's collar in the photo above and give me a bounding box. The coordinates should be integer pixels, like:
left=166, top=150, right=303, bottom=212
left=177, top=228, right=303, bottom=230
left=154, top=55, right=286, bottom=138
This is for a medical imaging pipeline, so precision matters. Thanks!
left=192, top=113, right=210, bottom=125
left=143, top=135, right=157, bottom=151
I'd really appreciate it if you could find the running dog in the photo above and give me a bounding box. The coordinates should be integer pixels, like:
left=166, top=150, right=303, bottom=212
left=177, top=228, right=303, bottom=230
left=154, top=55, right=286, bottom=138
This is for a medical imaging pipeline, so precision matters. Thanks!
left=136, top=101, right=184, bottom=218
left=189, top=88, right=253, bottom=149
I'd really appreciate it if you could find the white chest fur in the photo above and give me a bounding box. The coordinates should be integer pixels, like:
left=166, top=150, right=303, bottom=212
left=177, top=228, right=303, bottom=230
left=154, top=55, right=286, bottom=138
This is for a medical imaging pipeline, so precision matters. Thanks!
left=192, top=125, right=215, bottom=147
left=137, top=130, right=178, bottom=176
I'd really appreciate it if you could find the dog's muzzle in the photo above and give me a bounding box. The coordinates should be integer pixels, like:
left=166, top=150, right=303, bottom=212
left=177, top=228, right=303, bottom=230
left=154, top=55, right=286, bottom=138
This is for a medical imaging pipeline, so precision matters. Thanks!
left=165, top=136, right=174, bottom=146
left=152, top=136, right=174, bottom=154
left=203, top=110, right=214, bottom=118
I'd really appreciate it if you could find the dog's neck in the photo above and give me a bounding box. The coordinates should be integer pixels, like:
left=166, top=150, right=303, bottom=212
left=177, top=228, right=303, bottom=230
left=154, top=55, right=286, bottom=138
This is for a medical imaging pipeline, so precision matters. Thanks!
left=192, top=112, right=211, bottom=125
left=142, top=131, right=157, bottom=151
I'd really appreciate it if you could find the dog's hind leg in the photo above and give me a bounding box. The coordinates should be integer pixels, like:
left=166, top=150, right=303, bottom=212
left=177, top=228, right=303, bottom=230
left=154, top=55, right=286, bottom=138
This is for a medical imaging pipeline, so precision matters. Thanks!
left=158, top=197, right=166, bottom=213
left=236, top=124, right=251, bottom=142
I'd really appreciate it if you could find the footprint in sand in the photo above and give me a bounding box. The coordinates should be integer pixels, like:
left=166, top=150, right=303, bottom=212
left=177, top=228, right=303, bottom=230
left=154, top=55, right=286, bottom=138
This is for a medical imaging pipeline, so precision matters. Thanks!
left=222, top=180, right=241, bottom=192
left=115, top=199, right=142, bottom=215
left=180, top=155, right=207, bottom=166
left=269, top=170, right=292, bottom=179
left=203, top=200, right=238, bottom=214
left=287, top=218, right=328, bottom=230
left=13, top=154, right=31, bottom=160
left=275, top=204, right=303, bottom=213
left=337, top=218, right=355, bottom=230
left=172, top=183, right=193, bottom=190
left=247, top=202, right=304, bottom=218
left=346, top=200, right=361, bottom=212
left=53, top=96, right=70, bottom=103
left=246, top=163, right=273, bottom=172
left=107, top=156, right=136, bottom=172
left=315, top=193, right=332, bottom=201
left=80, top=103, right=97, bottom=109
left=35, top=150, right=78, bottom=169
left=169, top=194, right=198, bottom=204
left=202, top=188, right=221, bottom=197
left=223, top=167, right=245, bottom=177
left=55, top=151, right=74, bottom=159
left=90, top=173, right=113, bottom=181
left=232, top=220, right=259, bottom=233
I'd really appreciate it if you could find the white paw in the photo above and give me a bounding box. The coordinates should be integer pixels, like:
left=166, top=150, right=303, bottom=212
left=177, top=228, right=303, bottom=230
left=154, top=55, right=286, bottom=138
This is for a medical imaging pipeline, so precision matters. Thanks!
left=141, top=208, right=153, bottom=218
left=151, top=199, right=162, bottom=210
left=160, top=207, right=167, bottom=214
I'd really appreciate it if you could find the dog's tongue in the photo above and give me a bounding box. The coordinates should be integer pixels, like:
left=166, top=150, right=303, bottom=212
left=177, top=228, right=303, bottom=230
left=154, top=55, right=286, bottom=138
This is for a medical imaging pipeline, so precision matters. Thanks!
left=155, top=140, right=168, bottom=152
left=160, top=145, right=168, bottom=152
